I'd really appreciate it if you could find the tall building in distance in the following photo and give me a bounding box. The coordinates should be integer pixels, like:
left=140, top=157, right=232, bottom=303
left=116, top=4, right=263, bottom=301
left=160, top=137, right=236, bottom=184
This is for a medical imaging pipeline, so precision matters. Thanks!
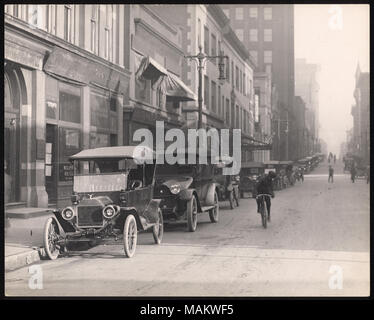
left=350, top=63, right=370, bottom=165
left=295, top=58, right=320, bottom=155
left=221, top=4, right=295, bottom=160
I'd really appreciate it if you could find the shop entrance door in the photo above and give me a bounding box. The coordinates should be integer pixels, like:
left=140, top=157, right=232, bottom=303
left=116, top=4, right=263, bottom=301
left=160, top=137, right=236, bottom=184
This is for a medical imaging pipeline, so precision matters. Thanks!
left=46, top=124, right=58, bottom=205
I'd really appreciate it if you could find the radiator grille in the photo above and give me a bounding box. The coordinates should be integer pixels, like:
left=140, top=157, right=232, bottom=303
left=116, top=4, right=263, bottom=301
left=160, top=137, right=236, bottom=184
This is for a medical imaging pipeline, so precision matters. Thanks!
left=77, top=206, right=104, bottom=227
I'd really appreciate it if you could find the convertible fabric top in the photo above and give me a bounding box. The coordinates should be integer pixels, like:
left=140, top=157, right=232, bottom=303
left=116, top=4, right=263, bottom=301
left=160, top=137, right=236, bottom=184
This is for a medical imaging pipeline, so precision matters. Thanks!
left=70, top=146, right=154, bottom=160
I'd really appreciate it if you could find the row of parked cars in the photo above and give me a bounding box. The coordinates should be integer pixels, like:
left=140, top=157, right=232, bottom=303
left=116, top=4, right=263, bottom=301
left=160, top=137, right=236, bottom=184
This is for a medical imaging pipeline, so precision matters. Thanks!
left=239, top=154, right=324, bottom=197
left=43, top=146, right=241, bottom=260
left=43, top=146, right=324, bottom=260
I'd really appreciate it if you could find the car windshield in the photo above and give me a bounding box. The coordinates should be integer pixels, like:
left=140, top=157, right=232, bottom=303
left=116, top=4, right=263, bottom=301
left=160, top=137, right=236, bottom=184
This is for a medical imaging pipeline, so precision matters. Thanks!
left=72, top=158, right=137, bottom=193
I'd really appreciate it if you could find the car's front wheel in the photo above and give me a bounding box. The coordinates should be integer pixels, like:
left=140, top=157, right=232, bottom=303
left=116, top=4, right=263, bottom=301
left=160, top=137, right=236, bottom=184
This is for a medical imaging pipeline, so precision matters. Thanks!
left=123, top=215, right=137, bottom=258
left=152, top=208, right=164, bottom=244
left=43, top=217, right=62, bottom=260
left=186, top=195, right=198, bottom=232
left=209, top=191, right=219, bottom=223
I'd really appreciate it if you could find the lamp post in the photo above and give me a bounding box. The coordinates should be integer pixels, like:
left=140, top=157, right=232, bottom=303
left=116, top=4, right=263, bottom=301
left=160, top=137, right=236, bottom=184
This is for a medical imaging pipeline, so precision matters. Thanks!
left=185, top=45, right=228, bottom=129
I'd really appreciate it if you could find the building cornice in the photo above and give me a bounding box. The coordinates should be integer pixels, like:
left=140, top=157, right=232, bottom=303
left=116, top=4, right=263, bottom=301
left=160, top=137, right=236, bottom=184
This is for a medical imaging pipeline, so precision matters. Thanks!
left=4, top=14, right=131, bottom=77
left=134, top=17, right=184, bottom=56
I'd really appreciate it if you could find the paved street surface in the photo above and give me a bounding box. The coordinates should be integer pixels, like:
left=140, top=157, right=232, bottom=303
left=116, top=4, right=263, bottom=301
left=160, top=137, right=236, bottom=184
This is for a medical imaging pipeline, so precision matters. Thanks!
left=5, top=160, right=370, bottom=296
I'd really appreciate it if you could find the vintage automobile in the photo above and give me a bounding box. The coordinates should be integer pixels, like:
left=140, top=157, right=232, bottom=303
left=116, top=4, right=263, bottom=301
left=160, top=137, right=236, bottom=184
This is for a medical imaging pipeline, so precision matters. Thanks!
left=154, top=150, right=220, bottom=232
left=213, top=157, right=240, bottom=209
left=43, top=146, right=163, bottom=260
left=239, top=161, right=265, bottom=198
left=296, top=158, right=310, bottom=174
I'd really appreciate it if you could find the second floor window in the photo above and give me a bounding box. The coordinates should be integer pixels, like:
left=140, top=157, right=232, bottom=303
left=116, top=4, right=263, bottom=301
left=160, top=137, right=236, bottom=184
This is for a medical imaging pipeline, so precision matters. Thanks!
left=91, top=5, right=98, bottom=54
left=235, top=8, right=243, bottom=20
left=204, top=75, right=209, bottom=108
left=235, top=66, right=239, bottom=90
left=264, top=7, right=272, bottom=20
left=211, top=81, right=216, bottom=113
left=211, top=33, right=216, bottom=63
left=250, top=29, right=258, bottom=42
left=226, top=57, right=230, bottom=83
left=64, top=5, right=72, bottom=42
left=249, top=7, right=258, bottom=18
left=204, top=26, right=209, bottom=54
left=264, top=51, right=272, bottom=64
left=264, top=29, right=272, bottom=42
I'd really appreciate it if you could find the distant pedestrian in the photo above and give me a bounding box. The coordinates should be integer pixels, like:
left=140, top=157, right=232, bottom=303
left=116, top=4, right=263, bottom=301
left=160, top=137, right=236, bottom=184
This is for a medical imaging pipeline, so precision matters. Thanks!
left=328, top=165, right=334, bottom=183
left=350, top=164, right=356, bottom=183
left=334, top=155, right=336, bottom=164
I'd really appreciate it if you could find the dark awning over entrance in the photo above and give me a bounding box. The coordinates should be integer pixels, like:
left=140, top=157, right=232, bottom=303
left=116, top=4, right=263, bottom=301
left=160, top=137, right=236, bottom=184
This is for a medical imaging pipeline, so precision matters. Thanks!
left=165, top=72, right=197, bottom=102
left=136, top=56, right=168, bottom=83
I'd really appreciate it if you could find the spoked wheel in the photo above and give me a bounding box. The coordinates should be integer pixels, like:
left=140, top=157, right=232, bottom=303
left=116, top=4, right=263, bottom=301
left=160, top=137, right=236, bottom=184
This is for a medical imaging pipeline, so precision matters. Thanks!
left=43, top=217, right=63, bottom=260
left=261, top=203, right=267, bottom=229
left=186, top=195, right=198, bottom=232
left=229, top=190, right=235, bottom=209
left=123, top=215, right=137, bottom=258
left=209, top=191, right=219, bottom=223
left=152, top=208, right=164, bottom=244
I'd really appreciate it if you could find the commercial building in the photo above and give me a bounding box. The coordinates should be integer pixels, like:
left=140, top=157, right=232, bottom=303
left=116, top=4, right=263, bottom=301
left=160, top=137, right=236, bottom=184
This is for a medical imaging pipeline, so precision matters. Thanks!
left=221, top=4, right=295, bottom=160
left=351, top=64, right=370, bottom=165
left=150, top=4, right=258, bottom=161
left=4, top=5, right=131, bottom=208
left=4, top=4, right=195, bottom=209
left=295, top=58, right=320, bottom=154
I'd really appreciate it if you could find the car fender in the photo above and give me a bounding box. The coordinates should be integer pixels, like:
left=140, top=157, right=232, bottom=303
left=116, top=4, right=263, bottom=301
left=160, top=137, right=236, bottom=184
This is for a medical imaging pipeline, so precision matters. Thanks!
left=179, top=189, right=202, bottom=212
left=51, top=209, right=75, bottom=234
left=179, top=189, right=195, bottom=201
left=204, top=183, right=217, bottom=206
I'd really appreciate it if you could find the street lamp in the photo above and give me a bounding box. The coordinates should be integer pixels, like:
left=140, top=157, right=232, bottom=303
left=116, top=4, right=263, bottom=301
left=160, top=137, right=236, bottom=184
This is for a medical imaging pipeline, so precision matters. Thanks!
left=185, top=45, right=228, bottom=129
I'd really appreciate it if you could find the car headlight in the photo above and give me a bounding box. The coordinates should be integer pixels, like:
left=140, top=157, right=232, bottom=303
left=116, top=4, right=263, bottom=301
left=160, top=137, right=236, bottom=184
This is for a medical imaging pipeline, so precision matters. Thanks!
left=170, top=184, right=181, bottom=194
left=102, top=205, right=117, bottom=219
left=61, top=207, right=75, bottom=220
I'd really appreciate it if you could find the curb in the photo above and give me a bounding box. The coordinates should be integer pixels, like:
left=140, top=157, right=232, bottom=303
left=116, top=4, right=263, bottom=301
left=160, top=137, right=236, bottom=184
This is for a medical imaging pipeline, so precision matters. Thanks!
left=5, top=248, right=43, bottom=272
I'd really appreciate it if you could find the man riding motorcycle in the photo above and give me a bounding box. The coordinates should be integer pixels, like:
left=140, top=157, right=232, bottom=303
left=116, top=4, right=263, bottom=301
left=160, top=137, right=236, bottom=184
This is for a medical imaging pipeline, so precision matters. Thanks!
left=255, top=171, right=276, bottom=221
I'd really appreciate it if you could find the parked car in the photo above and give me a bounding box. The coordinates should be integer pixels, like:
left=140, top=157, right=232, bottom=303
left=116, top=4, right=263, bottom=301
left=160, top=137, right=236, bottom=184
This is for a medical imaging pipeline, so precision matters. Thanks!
left=154, top=150, right=220, bottom=232
left=214, top=156, right=240, bottom=209
left=43, top=146, right=163, bottom=259
left=239, top=161, right=265, bottom=198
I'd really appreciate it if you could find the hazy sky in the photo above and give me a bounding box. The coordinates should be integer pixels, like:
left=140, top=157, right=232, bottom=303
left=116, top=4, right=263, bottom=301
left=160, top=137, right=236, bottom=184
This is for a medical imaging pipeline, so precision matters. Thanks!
left=294, top=4, right=369, bottom=156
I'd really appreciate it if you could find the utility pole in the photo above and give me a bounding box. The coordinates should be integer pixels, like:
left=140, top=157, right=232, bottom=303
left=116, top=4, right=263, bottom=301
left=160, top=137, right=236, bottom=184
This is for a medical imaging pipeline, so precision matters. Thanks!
left=185, top=45, right=228, bottom=129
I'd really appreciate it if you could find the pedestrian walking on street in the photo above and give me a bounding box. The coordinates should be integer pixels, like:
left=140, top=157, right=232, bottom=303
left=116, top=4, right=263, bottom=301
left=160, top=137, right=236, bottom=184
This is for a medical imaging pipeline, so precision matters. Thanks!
left=334, top=154, right=336, bottom=164
left=328, top=165, right=334, bottom=183
left=350, top=164, right=356, bottom=183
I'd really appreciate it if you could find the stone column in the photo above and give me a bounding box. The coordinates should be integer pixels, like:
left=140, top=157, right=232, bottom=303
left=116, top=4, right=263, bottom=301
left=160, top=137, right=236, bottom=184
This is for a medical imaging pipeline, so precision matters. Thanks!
left=29, top=69, right=48, bottom=207
left=82, top=86, right=90, bottom=149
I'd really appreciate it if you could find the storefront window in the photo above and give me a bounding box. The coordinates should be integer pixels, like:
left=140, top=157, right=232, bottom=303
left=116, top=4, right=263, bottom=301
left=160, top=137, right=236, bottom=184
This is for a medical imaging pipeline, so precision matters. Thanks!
left=91, top=91, right=110, bottom=129
left=59, top=127, right=81, bottom=182
left=59, top=83, right=81, bottom=123
left=90, top=132, right=110, bottom=148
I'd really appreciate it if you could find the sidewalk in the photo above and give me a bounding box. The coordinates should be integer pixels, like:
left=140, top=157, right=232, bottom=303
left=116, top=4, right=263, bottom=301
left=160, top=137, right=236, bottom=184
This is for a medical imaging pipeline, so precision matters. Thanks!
left=5, top=207, right=53, bottom=272
left=5, top=244, right=44, bottom=272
